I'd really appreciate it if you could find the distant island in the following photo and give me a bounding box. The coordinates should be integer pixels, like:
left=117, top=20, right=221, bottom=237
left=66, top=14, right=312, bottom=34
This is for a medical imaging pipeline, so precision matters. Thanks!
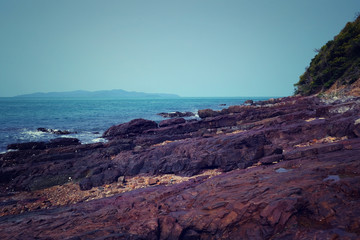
left=14, top=89, right=180, bottom=99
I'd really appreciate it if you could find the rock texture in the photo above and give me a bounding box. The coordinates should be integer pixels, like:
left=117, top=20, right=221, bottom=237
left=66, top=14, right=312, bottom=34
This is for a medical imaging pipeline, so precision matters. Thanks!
left=157, top=111, right=195, bottom=118
left=37, top=128, right=77, bottom=135
left=1, top=95, right=360, bottom=239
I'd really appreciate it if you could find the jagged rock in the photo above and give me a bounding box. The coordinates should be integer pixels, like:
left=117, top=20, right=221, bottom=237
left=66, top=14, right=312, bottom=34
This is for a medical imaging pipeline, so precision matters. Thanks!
left=1, top=140, right=360, bottom=239
left=157, top=111, right=195, bottom=118
left=103, top=118, right=158, bottom=139
left=1, top=95, right=360, bottom=239
left=37, top=128, right=76, bottom=135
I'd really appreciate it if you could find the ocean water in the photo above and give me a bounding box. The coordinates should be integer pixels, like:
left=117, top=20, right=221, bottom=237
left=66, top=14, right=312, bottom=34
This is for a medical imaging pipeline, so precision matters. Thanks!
left=0, top=97, right=270, bottom=152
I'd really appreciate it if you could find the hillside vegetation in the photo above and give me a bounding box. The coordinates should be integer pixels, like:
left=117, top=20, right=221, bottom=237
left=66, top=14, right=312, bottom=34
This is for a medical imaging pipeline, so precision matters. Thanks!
left=294, top=15, right=360, bottom=96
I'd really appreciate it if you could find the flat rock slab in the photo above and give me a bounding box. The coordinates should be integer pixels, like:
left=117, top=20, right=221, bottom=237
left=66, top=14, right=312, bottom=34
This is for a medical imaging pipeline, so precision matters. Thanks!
left=0, top=140, right=360, bottom=239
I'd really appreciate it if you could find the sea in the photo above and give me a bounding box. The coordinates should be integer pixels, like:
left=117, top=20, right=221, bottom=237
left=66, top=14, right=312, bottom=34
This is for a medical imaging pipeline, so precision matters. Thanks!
left=0, top=97, right=271, bottom=153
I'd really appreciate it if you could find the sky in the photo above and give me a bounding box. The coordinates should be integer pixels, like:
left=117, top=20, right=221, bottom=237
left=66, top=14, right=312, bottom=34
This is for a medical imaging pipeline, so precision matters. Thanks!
left=0, top=0, right=359, bottom=97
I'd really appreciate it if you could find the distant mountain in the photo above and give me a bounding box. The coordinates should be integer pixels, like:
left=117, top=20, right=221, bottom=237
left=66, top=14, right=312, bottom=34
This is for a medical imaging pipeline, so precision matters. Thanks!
left=14, top=89, right=180, bottom=99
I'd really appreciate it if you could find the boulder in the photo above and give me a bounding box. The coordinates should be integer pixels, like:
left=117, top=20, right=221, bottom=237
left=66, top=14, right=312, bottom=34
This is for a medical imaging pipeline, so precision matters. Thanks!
left=157, top=111, right=195, bottom=118
left=148, top=178, right=159, bottom=185
left=103, top=119, right=158, bottom=139
left=79, top=178, right=92, bottom=191
left=37, top=128, right=76, bottom=135
left=198, top=109, right=221, bottom=119
left=244, top=99, right=254, bottom=105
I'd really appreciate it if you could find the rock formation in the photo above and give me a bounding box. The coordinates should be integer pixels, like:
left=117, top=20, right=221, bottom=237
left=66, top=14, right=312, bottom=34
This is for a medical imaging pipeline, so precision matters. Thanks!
left=1, top=95, right=360, bottom=239
left=157, top=111, right=195, bottom=118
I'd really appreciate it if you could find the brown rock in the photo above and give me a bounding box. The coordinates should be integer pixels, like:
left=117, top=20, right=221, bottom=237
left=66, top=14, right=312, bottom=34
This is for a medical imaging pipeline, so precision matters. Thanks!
left=198, top=109, right=221, bottom=118
left=148, top=178, right=158, bottom=185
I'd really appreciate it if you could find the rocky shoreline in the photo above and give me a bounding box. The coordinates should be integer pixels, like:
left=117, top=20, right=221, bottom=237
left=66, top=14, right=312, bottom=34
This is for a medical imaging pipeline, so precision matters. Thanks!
left=1, top=95, right=360, bottom=239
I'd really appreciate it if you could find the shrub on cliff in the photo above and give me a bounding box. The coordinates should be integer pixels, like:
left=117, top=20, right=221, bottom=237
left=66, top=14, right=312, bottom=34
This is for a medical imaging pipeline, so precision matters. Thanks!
left=294, top=15, right=360, bottom=95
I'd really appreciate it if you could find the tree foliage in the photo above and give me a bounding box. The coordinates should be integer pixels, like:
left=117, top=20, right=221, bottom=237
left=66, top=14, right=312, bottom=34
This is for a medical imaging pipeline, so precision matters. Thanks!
left=294, top=16, right=360, bottom=95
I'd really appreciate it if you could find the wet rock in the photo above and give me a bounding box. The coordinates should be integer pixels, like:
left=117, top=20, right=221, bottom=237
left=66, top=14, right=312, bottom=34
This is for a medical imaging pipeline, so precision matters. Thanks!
left=7, top=138, right=80, bottom=151
left=7, top=141, right=46, bottom=151
left=157, top=111, right=195, bottom=118
left=198, top=109, right=221, bottom=119
left=244, top=99, right=254, bottom=105
left=37, top=128, right=76, bottom=135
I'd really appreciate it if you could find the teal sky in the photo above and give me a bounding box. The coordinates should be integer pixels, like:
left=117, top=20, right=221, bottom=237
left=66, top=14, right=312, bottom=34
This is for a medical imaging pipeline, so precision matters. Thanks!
left=1, top=0, right=359, bottom=97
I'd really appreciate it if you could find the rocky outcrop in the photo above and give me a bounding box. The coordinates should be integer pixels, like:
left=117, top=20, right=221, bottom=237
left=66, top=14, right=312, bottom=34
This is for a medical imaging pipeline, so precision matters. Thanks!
left=158, top=117, right=186, bottom=127
left=1, top=95, right=360, bottom=239
left=1, top=96, right=360, bottom=192
left=244, top=99, right=254, bottom=105
left=37, top=128, right=77, bottom=135
left=7, top=138, right=80, bottom=150
left=157, top=111, right=195, bottom=118
left=198, top=108, right=222, bottom=118
left=1, top=138, right=360, bottom=239
left=102, top=118, right=158, bottom=139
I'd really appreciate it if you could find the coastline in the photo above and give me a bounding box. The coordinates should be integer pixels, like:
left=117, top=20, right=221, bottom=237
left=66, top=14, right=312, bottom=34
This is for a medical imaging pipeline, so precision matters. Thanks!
left=0, top=97, right=272, bottom=152
left=0, top=95, right=360, bottom=239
